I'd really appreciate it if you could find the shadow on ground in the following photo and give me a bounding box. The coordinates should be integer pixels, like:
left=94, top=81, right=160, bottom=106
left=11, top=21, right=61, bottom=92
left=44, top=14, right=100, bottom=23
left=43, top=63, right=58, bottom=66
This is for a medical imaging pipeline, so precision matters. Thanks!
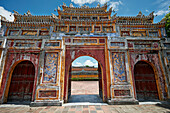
left=68, top=94, right=103, bottom=103
left=6, top=101, right=31, bottom=105
left=156, top=102, right=170, bottom=110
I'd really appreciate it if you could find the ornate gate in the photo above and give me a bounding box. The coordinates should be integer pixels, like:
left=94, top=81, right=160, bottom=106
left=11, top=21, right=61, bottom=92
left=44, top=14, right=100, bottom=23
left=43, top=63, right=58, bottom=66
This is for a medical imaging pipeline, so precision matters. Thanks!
left=7, top=61, right=35, bottom=102
left=134, top=61, right=159, bottom=100
left=64, top=45, right=107, bottom=102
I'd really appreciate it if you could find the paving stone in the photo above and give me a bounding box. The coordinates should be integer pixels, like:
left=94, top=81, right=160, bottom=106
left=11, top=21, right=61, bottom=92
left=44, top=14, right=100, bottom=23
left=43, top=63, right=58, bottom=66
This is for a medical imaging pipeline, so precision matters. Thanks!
left=89, top=106, right=96, bottom=110
left=71, top=106, right=76, bottom=108
left=83, top=105, right=88, bottom=108
left=69, top=108, right=76, bottom=111
left=68, top=111, right=76, bottom=113
left=83, top=108, right=89, bottom=111
left=90, top=110, right=97, bottom=113
left=76, top=106, right=83, bottom=111
left=33, top=108, right=44, bottom=113
left=83, top=110, right=89, bottom=113
left=61, top=111, right=67, bottom=113
left=55, top=109, right=63, bottom=113
left=75, top=111, right=82, bottom=113
left=0, top=104, right=170, bottom=113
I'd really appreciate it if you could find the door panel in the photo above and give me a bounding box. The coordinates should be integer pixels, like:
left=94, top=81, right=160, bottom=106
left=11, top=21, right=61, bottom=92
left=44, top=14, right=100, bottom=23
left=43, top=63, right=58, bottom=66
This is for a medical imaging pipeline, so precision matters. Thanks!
left=8, top=61, right=35, bottom=102
left=134, top=61, right=158, bottom=100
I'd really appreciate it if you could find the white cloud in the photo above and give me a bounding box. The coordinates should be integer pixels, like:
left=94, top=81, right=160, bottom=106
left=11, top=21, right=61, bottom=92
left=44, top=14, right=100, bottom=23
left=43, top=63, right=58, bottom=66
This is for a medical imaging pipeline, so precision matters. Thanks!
left=72, top=60, right=98, bottom=67
left=72, top=62, right=83, bottom=67
left=109, top=1, right=123, bottom=11
left=0, top=6, right=14, bottom=28
left=145, top=9, right=149, bottom=13
left=154, top=10, right=169, bottom=16
left=71, top=0, right=123, bottom=11
left=154, top=0, right=170, bottom=10
left=84, top=60, right=98, bottom=67
left=159, top=1, right=170, bottom=10
left=0, top=7, right=14, bottom=21
left=71, top=0, right=110, bottom=6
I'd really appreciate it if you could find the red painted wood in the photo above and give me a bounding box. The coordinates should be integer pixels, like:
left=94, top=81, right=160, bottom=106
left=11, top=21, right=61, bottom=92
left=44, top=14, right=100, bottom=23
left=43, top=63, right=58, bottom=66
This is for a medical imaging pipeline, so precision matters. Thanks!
left=7, top=61, right=35, bottom=102
left=134, top=61, right=158, bottom=100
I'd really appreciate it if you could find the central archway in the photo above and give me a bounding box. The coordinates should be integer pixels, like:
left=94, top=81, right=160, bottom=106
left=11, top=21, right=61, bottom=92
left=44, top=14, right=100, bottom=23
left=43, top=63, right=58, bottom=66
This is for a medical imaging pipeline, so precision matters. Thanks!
left=64, top=45, right=107, bottom=102
left=68, top=56, right=103, bottom=103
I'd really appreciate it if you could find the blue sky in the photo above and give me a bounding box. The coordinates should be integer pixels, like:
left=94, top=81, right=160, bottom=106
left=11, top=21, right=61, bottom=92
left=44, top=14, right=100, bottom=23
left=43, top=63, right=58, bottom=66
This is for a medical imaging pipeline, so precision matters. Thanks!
left=72, top=56, right=98, bottom=67
left=0, top=0, right=169, bottom=67
left=0, top=0, right=170, bottom=23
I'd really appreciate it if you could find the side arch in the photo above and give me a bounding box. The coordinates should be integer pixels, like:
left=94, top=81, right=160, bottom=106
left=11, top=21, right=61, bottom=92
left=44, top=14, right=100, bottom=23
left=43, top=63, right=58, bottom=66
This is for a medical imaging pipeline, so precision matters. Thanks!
left=130, top=53, right=167, bottom=100
left=133, top=60, right=161, bottom=100
left=4, top=60, right=36, bottom=103
left=0, top=52, right=40, bottom=103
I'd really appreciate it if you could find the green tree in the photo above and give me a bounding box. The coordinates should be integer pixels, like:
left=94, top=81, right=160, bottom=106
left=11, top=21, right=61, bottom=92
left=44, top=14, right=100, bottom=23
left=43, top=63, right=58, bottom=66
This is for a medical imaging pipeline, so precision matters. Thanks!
left=85, top=65, right=89, bottom=67
left=165, top=6, right=170, bottom=37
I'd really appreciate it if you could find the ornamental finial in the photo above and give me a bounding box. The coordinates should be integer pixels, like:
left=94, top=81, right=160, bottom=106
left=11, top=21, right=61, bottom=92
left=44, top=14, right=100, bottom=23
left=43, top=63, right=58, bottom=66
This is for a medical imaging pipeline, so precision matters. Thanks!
left=97, top=3, right=100, bottom=8
left=104, top=2, right=107, bottom=6
left=58, top=6, right=61, bottom=11
left=51, top=13, right=58, bottom=19
left=27, top=10, right=31, bottom=16
left=149, top=11, right=154, bottom=17
left=13, top=10, right=19, bottom=15
left=63, top=2, right=66, bottom=6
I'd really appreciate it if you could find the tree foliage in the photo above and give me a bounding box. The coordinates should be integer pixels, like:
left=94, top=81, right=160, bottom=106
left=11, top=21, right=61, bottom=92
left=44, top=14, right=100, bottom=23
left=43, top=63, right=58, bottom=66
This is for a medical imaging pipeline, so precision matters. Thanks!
left=165, top=6, right=170, bottom=37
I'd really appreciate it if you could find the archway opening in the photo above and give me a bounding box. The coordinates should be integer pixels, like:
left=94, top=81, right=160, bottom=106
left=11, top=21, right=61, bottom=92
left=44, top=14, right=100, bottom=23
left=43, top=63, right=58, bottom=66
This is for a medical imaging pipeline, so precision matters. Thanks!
left=68, top=56, right=103, bottom=103
left=134, top=61, right=159, bottom=101
left=7, top=61, right=35, bottom=103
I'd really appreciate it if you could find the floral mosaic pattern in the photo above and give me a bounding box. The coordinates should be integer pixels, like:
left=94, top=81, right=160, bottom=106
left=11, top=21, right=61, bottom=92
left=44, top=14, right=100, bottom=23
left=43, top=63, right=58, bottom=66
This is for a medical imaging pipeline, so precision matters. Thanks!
left=112, top=53, right=126, bottom=82
left=43, top=53, right=58, bottom=83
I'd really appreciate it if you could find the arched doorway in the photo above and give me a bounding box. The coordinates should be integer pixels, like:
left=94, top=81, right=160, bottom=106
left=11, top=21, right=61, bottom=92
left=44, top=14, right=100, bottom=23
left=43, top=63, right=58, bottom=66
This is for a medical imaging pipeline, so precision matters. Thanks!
left=134, top=61, right=159, bottom=101
left=64, top=45, right=107, bottom=102
left=67, top=56, right=103, bottom=103
left=7, top=61, right=35, bottom=103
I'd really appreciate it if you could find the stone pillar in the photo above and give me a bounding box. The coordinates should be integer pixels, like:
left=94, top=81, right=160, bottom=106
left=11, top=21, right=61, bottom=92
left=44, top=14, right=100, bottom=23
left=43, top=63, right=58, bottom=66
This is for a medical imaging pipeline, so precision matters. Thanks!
left=107, top=37, right=138, bottom=105
left=30, top=39, right=63, bottom=106
left=92, top=24, right=94, bottom=33
left=0, top=38, right=7, bottom=104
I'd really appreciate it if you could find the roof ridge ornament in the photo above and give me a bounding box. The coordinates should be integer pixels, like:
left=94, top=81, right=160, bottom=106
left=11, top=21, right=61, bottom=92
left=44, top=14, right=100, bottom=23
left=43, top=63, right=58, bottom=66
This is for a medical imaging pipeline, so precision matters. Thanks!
left=96, top=3, right=100, bottom=8
left=109, top=7, right=112, bottom=12
left=104, top=2, right=107, bottom=6
left=27, top=10, right=31, bottom=16
left=63, top=2, right=66, bottom=6
left=149, top=11, right=154, bottom=17
left=111, top=13, right=117, bottom=19
left=81, top=5, right=89, bottom=9
left=51, top=13, right=58, bottom=19
left=137, top=11, right=142, bottom=17
left=13, top=10, right=19, bottom=15
left=58, top=6, right=61, bottom=11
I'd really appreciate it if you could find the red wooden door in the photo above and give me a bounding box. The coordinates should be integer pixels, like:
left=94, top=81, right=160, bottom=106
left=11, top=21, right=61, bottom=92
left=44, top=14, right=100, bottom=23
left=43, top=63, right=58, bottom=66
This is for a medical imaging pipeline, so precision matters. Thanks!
left=8, top=61, right=35, bottom=102
left=134, top=61, right=158, bottom=100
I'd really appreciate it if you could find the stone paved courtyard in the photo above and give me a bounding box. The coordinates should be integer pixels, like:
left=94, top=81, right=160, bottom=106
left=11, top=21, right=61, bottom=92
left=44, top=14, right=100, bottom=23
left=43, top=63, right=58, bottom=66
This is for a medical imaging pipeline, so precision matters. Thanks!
left=0, top=104, right=170, bottom=113
left=71, top=81, right=99, bottom=95
left=1, top=81, right=170, bottom=113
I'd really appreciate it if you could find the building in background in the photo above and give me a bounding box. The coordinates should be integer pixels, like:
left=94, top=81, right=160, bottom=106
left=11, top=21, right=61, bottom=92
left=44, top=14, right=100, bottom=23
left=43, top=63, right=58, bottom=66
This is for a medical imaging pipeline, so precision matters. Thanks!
left=71, top=66, right=98, bottom=80
left=0, top=3, right=169, bottom=106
